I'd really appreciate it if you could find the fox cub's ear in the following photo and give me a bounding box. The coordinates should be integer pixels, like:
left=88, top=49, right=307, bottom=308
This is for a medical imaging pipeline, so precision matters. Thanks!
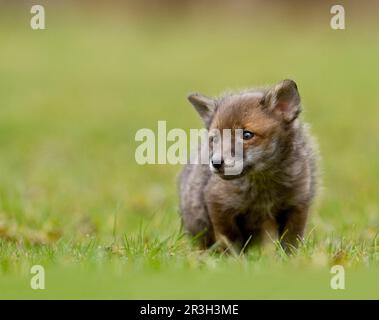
left=187, top=93, right=216, bottom=127
left=263, top=79, right=301, bottom=123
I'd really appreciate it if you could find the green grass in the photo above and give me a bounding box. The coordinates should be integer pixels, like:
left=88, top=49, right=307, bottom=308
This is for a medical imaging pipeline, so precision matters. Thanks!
left=0, top=5, right=378, bottom=299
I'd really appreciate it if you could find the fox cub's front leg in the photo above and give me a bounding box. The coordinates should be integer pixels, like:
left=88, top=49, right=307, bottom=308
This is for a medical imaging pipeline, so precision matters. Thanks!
left=207, top=204, right=244, bottom=254
left=277, top=206, right=308, bottom=252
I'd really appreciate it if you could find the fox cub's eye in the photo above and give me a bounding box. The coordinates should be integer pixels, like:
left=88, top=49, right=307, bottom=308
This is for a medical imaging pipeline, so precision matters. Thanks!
left=242, top=131, right=255, bottom=140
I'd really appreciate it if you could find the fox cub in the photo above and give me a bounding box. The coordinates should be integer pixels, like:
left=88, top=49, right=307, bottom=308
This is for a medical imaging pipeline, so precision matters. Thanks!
left=179, top=79, right=318, bottom=253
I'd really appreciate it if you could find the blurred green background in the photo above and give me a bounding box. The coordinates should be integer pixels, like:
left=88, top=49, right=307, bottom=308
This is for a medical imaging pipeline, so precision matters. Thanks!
left=0, top=0, right=378, bottom=299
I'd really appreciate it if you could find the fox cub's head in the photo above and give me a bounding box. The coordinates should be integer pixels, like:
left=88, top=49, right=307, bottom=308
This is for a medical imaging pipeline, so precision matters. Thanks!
left=188, top=79, right=301, bottom=179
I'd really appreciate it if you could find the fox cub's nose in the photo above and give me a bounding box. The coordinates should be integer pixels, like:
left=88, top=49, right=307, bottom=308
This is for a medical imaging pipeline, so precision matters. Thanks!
left=211, top=159, right=224, bottom=170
